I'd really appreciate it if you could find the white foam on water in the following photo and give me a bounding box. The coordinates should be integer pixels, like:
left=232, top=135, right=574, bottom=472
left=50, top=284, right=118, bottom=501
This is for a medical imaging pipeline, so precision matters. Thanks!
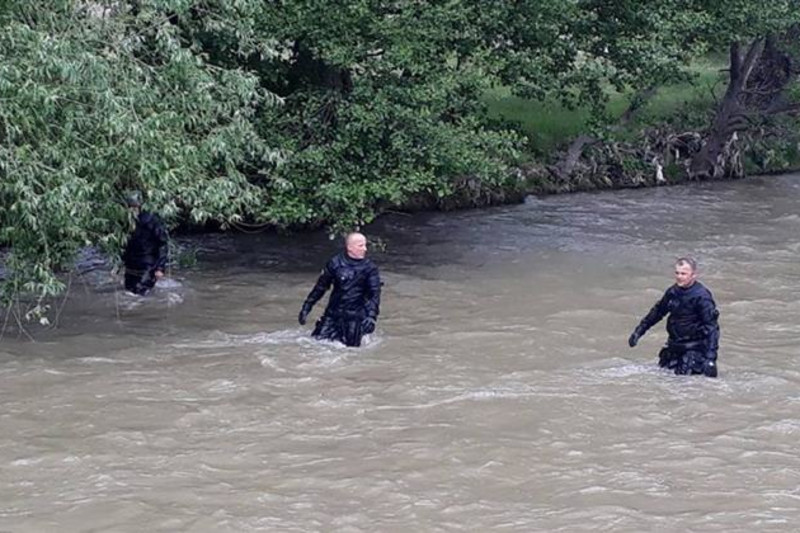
left=155, top=278, right=183, bottom=289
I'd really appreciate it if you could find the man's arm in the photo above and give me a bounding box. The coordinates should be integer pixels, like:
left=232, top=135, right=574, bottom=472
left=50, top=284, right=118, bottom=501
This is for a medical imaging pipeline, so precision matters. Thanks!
left=360, top=265, right=381, bottom=334
left=364, top=265, right=381, bottom=320
left=299, top=263, right=334, bottom=324
left=697, top=296, right=720, bottom=359
left=153, top=218, right=169, bottom=274
left=629, top=289, right=671, bottom=346
left=305, top=265, right=334, bottom=308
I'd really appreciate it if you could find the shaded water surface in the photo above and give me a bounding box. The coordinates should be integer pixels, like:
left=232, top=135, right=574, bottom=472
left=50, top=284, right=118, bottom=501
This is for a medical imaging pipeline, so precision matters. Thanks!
left=2, top=174, right=800, bottom=532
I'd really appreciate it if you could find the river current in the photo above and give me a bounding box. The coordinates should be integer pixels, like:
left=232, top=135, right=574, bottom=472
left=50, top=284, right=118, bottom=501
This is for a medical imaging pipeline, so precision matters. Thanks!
left=1, top=174, right=799, bottom=532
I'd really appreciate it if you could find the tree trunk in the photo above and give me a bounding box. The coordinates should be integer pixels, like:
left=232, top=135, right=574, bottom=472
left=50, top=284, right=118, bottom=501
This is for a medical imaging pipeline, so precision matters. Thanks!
left=549, top=86, right=655, bottom=182
left=689, top=39, right=765, bottom=179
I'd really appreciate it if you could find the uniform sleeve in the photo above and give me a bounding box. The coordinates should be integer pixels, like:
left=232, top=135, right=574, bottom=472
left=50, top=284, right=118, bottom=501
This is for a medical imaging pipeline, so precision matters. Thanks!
left=152, top=217, right=169, bottom=271
left=121, top=241, right=130, bottom=265
left=364, top=265, right=381, bottom=319
left=304, top=261, right=334, bottom=308
left=636, top=289, right=671, bottom=334
left=697, top=293, right=720, bottom=359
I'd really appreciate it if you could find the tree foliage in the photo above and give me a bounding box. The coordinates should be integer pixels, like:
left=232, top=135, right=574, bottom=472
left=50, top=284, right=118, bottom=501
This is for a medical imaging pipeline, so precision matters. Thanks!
left=1, top=0, right=799, bottom=316
left=251, top=0, right=525, bottom=229
left=684, top=0, right=800, bottom=178
left=0, top=0, right=278, bottom=310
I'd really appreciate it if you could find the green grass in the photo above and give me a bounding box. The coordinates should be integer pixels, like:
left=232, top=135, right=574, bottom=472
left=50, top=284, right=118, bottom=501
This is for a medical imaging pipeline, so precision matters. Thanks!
left=484, top=56, right=726, bottom=155
left=633, top=56, right=724, bottom=123
left=484, top=86, right=594, bottom=154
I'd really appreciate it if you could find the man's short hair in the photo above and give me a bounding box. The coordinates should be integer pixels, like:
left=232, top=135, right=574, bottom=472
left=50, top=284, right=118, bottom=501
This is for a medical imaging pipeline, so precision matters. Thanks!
left=675, top=256, right=697, bottom=272
left=125, top=191, right=142, bottom=207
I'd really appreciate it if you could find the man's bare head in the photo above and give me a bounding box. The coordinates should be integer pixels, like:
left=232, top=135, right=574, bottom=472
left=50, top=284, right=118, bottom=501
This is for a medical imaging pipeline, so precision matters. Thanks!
left=345, top=232, right=367, bottom=260
left=674, top=256, right=698, bottom=288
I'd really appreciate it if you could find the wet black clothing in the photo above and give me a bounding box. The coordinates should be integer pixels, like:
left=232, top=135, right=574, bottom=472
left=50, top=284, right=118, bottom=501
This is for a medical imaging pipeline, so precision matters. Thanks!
left=658, top=343, right=714, bottom=376
left=302, top=252, right=381, bottom=347
left=312, top=315, right=369, bottom=347
left=633, top=281, right=720, bottom=376
left=122, top=211, right=168, bottom=295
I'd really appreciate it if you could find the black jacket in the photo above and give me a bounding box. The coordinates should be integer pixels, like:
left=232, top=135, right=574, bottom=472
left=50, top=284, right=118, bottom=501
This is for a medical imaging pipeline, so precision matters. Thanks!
left=122, top=211, right=169, bottom=272
left=304, top=252, right=381, bottom=320
left=635, top=281, right=720, bottom=358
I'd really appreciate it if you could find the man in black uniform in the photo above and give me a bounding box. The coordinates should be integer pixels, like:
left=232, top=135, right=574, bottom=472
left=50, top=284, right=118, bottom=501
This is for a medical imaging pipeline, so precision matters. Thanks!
left=298, top=232, right=381, bottom=347
left=628, top=257, right=720, bottom=377
left=121, top=192, right=169, bottom=295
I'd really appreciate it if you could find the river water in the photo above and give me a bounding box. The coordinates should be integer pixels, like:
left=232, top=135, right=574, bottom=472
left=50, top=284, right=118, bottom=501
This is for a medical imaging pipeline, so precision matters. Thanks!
left=1, top=174, right=799, bottom=532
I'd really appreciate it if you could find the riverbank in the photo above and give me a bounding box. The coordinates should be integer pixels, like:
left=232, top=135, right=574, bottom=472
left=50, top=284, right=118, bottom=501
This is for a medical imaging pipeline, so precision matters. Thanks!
left=399, top=136, right=800, bottom=214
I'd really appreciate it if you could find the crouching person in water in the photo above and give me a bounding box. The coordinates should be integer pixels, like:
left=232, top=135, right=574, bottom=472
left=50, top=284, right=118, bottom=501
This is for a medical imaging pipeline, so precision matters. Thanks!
left=298, top=232, right=381, bottom=347
left=628, top=257, right=720, bottom=377
left=121, top=192, right=169, bottom=296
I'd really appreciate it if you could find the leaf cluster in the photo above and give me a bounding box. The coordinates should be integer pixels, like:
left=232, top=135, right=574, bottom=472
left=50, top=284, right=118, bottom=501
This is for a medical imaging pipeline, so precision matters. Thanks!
left=2, top=0, right=799, bottom=311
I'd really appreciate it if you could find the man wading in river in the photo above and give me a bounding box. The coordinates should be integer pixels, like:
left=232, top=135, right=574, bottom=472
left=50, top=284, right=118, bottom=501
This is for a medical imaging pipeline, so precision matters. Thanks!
left=628, top=257, right=720, bottom=377
left=121, top=192, right=169, bottom=296
left=298, top=232, right=381, bottom=347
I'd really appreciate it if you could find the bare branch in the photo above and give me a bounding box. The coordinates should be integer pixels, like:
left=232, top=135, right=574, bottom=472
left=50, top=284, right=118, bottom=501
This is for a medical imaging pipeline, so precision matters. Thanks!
left=739, top=37, right=766, bottom=88
left=765, top=102, right=800, bottom=115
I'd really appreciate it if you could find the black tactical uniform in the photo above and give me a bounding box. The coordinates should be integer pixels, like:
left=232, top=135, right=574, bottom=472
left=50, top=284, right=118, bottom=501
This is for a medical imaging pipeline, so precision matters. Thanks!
left=630, top=281, right=720, bottom=377
left=299, top=252, right=381, bottom=347
left=122, top=211, right=168, bottom=295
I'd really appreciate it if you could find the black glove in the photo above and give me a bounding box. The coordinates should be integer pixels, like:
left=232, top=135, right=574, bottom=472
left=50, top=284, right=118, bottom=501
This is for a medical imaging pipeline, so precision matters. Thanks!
left=703, top=358, right=718, bottom=378
left=361, top=317, right=376, bottom=334
left=298, top=303, right=312, bottom=325
left=628, top=328, right=643, bottom=348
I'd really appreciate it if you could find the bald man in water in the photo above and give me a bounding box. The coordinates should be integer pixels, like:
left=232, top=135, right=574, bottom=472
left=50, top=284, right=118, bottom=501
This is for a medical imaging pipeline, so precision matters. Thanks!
left=298, top=232, right=382, bottom=347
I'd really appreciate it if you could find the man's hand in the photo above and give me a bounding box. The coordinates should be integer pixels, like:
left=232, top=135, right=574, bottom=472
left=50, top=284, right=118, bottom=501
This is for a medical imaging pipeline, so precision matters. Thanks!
left=298, top=303, right=312, bottom=325
left=628, top=329, right=642, bottom=348
left=703, top=358, right=718, bottom=378
left=362, top=317, right=376, bottom=334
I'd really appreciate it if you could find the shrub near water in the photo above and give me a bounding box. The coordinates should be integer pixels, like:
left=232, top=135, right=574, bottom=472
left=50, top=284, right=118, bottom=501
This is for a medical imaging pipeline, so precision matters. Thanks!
left=0, top=2, right=279, bottom=316
left=2, top=1, right=799, bottom=322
